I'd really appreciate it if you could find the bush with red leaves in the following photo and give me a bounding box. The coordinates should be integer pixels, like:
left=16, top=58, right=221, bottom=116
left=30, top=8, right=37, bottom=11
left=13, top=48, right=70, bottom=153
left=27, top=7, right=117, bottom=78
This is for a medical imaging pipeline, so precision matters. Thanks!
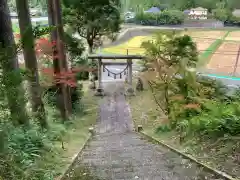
left=14, top=33, right=96, bottom=88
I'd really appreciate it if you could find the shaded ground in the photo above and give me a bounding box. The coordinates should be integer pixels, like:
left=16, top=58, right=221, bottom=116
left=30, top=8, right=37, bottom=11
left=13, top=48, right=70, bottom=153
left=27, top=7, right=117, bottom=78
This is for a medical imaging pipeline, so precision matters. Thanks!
left=62, top=83, right=224, bottom=180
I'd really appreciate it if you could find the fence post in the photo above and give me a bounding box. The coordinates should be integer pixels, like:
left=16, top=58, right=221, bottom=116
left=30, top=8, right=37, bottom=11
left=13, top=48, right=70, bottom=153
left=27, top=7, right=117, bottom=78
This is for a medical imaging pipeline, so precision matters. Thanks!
left=233, top=45, right=240, bottom=76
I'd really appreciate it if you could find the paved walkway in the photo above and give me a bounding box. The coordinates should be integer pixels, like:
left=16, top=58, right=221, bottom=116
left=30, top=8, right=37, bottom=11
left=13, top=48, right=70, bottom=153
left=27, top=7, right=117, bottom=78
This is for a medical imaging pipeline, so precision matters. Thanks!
left=64, top=83, right=223, bottom=180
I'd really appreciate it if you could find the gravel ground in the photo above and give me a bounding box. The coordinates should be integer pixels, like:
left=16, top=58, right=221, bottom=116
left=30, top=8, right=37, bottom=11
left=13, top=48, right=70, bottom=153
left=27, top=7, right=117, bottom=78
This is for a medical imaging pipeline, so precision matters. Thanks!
left=63, top=83, right=224, bottom=180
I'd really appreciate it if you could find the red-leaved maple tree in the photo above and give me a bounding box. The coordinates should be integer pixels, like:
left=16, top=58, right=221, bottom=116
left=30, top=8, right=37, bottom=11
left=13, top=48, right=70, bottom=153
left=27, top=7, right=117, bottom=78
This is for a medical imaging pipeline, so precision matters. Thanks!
left=15, top=33, right=96, bottom=88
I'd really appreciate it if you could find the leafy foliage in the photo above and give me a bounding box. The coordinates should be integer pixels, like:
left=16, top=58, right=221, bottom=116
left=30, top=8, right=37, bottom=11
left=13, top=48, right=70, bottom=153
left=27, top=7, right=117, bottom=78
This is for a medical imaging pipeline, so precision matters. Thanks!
left=142, top=31, right=198, bottom=114
left=212, top=8, right=232, bottom=21
left=135, top=10, right=184, bottom=25
left=142, top=31, right=240, bottom=141
left=63, top=0, right=121, bottom=52
left=1, top=1, right=95, bottom=179
left=120, top=0, right=240, bottom=12
left=0, top=117, right=68, bottom=180
left=8, top=0, right=47, bottom=14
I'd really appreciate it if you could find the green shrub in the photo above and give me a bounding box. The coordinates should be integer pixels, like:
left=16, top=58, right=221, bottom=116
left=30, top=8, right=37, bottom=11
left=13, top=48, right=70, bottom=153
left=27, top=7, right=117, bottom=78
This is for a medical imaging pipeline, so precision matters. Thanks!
left=0, top=123, right=52, bottom=179
left=212, top=8, right=232, bottom=22
left=43, top=83, right=84, bottom=109
left=135, top=10, right=184, bottom=25
left=188, top=102, right=240, bottom=137
left=76, top=71, right=89, bottom=81
left=0, top=119, right=68, bottom=180
left=226, top=15, right=240, bottom=26
left=157, top=76, right=240, bottom=139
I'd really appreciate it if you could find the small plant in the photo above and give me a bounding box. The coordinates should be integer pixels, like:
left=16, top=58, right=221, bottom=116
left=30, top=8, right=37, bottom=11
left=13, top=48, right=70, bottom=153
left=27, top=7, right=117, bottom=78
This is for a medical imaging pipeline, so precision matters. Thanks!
left=136, top=77, right=144, bottom=91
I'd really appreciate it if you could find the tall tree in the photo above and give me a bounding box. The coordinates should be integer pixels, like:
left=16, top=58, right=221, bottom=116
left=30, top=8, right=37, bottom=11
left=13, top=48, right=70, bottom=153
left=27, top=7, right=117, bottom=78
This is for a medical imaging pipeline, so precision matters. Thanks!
left=47, top=0, right=70, bottom=120
left=47, top=0, right=73, bottom=120
left=141, top=32, right=198, bottom=114
left=178, top=0, right=196, bottom=10
left=53, top=0, right=72, bottom=114
left=198, top=0, right=216, bottom=12
left=16, top=0, right=47, bottom=128
left=63, top=0, right=121, bottom=53
left=0, top=0, right=29, bottom=125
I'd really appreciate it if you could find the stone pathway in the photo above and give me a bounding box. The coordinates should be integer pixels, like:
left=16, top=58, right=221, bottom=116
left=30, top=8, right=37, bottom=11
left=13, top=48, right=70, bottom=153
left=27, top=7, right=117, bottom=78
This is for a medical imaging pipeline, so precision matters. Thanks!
left=64, top=83, right=223, bottom=180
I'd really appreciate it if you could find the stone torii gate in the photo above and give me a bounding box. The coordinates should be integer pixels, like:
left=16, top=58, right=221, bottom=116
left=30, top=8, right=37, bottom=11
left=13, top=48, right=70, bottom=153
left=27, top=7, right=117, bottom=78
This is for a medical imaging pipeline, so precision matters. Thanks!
left=88, top=55, right=144, bottom=96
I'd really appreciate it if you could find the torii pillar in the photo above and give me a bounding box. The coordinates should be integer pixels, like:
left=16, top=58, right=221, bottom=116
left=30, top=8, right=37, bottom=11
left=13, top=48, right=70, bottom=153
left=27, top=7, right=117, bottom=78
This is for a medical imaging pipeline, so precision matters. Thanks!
left=126, top=59, right=135, bottom=96
left=95, top=58, right=104, bottom=96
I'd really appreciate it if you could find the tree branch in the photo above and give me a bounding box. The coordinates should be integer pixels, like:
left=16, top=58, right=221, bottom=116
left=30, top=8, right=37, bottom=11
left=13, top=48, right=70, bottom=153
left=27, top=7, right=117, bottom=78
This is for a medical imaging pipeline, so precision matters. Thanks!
left=147, top=80, right=166, bottom=113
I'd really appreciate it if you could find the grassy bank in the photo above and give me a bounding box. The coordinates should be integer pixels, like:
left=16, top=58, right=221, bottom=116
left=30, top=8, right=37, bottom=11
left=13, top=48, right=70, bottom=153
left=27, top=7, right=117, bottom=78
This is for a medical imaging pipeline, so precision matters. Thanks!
left=50, top=82, right=98, bottom=179
left=10, top=82, right=99, bottom=180
left=52, top=83, right=99, bottom=179
left=128, top=73, right=240, bottom=179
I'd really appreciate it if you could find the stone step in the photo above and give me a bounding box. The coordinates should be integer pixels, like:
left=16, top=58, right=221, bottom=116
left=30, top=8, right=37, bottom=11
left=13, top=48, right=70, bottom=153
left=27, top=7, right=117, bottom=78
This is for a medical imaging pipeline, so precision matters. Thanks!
left=64, top=91, right=224, bottom=180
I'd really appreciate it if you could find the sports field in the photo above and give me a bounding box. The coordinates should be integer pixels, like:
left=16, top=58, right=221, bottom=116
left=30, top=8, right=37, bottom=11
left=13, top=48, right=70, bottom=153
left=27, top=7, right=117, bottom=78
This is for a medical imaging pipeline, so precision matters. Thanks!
left=103, top=29, right=240, bottom=77
left=207, top=42, right=240, bottom=76
left=103, top=30, right=228, bottom=55
left=225, top=31, right=240, bottom=41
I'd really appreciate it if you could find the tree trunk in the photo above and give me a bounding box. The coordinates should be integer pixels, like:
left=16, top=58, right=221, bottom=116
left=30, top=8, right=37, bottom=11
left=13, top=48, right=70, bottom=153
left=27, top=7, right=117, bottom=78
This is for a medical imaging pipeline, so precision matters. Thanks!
left=53, top=0, right=72, bottom=115
left=164, top=84, right=170, bottom=115
left=16, top=0, right=47, bottom=128
left=47, top=0, right=69, bottom=121
left=87, top=38, right=96, bottom=88
left=87, top=39, right=93, bottom=54
left=0, top=0, right=29, bottom=125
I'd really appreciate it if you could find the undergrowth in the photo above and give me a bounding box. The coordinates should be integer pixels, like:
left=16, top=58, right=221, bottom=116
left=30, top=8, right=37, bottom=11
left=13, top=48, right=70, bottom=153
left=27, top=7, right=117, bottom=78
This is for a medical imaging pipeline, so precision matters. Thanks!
left=0, top=109, right=65, bottom=179
left=129, top=72, right=240, bottom=178
left=0, top=83, right=98, bottom=180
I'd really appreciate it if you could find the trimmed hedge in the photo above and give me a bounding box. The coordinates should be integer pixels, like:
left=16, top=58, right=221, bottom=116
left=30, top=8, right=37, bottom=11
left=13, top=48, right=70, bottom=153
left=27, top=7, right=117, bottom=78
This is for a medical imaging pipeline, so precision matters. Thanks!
left=224, top=16, right=240, bottom=27
left=135, top=10, right=184, bottom=26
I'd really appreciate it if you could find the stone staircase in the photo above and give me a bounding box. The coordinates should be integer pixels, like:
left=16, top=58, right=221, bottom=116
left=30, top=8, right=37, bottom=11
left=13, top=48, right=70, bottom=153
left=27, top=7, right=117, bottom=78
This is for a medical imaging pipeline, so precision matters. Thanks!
left=64, top=84, right=223, bottom=180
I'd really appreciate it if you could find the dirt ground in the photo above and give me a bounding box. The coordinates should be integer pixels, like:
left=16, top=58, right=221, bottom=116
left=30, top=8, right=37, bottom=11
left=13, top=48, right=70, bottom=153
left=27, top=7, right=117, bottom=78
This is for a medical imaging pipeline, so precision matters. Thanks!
left=207, top=42, right=240, bottom=75
left=185, top=30, right=226, bottom=39
left=225, top=31, right=240, bottom=41
left=192, top=38, right=215, bottom=52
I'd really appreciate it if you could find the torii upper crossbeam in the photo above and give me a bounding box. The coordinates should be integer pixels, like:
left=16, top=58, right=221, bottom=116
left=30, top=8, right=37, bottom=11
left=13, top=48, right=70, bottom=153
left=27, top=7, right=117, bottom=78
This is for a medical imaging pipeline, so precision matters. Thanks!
left=88, top=54, right=145, bottom=96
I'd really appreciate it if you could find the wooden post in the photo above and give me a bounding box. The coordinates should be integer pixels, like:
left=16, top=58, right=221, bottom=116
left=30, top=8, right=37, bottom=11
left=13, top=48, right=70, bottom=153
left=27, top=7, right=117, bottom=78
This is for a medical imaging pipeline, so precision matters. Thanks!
left=98, top=58, right=103, bottom=89
left=233, top=45, right=240, bottom=76
left=126, top=59, right=134, bottom=96
left=137, top=125, right=143, bottom=132
left=88, top=127, right=95, bottom=135
left=89, top=58, right=96, bottom=89
left=128, top=59, right=133, bottom=86
left=95, top=58, right=104, bottom=96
